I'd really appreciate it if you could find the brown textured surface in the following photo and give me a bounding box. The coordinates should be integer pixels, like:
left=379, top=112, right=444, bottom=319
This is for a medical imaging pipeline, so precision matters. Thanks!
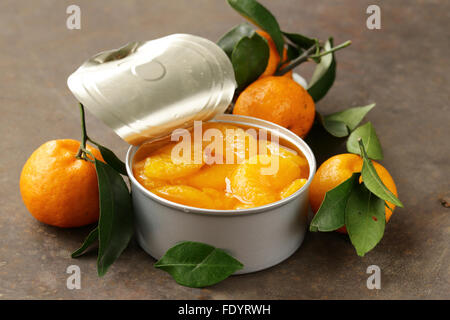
left=1, top=0, right=449, bottom=299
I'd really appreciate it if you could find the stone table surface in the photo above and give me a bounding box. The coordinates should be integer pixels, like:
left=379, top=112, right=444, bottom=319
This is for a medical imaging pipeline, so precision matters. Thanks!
left=1, top=0, right=449, bottom=300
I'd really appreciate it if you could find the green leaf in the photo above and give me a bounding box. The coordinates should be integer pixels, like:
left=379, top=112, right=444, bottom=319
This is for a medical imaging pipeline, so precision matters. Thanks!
left=358, top=140, right=404, bottom=207
left=231, top=32, right=269, bottom=90
left=321, top=104, right=375, bottom=138
left=217, top=23, right=254, bottom=58
left=318, top=112, right=349, bottom=138
left=322, top=119, right=349, bottom=137
left=154, top=241, right=244, bottom=288
left=95, top=159, right=134, bottom=277
left=347, top=122, right=383, bottom=160
left=326, top=103, right=376, bottom=132
left=307, top=38, right=336, bottom=102
left=283, top=31, right=316, bottom=50
left=71, top=227, right=98, bottom=258
left=227, top=0, right=284, bottom=56
left=310, top=173, right=359, bottom=232
left=97, top=145, right=127, bottom=176
left=345, top=182, right=386, bottom=256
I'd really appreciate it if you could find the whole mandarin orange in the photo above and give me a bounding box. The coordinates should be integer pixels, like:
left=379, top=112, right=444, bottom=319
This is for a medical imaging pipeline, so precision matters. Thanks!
left=233, top=76, right=315, bottom=138
left=20, top=139, right=103, bottom=228
left=309, top=153, right=398, bottom=233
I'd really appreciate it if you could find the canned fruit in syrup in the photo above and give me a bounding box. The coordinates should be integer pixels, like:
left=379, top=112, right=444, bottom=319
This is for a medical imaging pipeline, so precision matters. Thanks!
left=132, top=122, right=309, bottom=210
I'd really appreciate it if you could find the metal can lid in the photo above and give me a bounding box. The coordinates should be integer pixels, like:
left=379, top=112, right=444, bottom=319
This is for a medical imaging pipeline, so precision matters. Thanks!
left=67, top=34, right=236, bottom=145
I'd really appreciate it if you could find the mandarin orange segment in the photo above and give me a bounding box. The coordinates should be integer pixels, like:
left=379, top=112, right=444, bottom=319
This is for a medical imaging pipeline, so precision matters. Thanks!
left=261, top=140, right=309, bottom=178
left=143, top=143, right=204, bottom=180
left=185, top=163, right=237, bottom=191
left=230, top=180, right=277, bottom=208
left=151, top=185, right=216, bottom=209
left=224, top=128, right=258, bottom=164
left=230, top=155, right=301, bottom=207
left=202, top=188, right=239, bottom=210
left=135, top=172, right=167, bottom=190
left=251, top=154, right=302, bottom=190
left=203, top=122, right=258, bottom=164
left=281, top=178, right=307, bottom=199
left=133, top=158, right=166, bottom=189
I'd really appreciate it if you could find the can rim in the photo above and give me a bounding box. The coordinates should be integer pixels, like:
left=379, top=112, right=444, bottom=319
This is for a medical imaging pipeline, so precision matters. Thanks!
left=126, top=114, right=317, bottom=217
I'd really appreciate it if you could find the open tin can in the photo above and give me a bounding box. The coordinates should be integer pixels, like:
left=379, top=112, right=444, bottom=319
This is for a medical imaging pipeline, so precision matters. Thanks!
left=127, top=114, right=316, bottom=274
left=68, top=34, right=316, bottom=274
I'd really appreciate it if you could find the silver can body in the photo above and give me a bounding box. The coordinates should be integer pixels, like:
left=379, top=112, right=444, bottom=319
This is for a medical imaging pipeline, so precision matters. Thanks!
left=126, top=114, right=316, bottom=274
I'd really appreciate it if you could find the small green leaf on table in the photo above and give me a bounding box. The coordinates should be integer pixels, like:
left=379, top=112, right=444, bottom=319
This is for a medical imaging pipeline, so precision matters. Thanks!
left=71, top=227, right=98, bottom=258
left=154, top=241, right=244, bottom=288
left=358, top=140, right=404, bottom=207
left=347, top=122, right=383, bottom=160
left=232, top=32, right=269, bottom=90
left=310, top=173, right=359, bottom=232
left=307, top=38, right=336, bottom=103
left=345, top=182, right=386, bottom=256
left=95, top=159, right=134, bottom=277
left=227, top=0, right=284, bottom=56
left=218, top=23, right=255, bottom=58
left=323, top=103, right=376, bottom=137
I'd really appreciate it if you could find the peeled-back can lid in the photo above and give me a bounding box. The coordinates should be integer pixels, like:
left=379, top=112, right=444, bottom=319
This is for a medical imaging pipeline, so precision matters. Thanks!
left=67, top=34, right=236, bottom=145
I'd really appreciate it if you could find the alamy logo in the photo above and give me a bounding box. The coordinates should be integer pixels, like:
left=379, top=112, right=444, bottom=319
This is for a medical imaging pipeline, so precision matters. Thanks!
left=66, top=265, right=81, bottom=290
left=366, top=265, right=381, bottom=289
left=66, top=5, right=81, bottom=30
left=170, top=121, right=281, bottom=175
left=366, top=5, right=381, bottom=30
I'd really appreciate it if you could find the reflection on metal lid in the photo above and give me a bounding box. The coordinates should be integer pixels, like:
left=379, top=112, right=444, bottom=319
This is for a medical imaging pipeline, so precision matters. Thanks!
left=67, top=34, right=236, bottom=145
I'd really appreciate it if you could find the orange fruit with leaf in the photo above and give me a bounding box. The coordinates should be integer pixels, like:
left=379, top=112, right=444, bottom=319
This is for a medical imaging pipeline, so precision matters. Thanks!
left=309, top=153, right=398, bottom=233
left=20, top=139, right=103, bottom=228
left=233, top=76, right=315, bottom=138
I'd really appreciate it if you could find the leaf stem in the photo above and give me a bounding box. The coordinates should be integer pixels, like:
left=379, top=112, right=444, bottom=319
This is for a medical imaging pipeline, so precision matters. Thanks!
left=76, top=103, right=92, bottom=161
left=275, top=45, right=316, bottom=76
left=310, top=40, right=352, bottom=59
left=275, top=40, right=351, bottom=76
